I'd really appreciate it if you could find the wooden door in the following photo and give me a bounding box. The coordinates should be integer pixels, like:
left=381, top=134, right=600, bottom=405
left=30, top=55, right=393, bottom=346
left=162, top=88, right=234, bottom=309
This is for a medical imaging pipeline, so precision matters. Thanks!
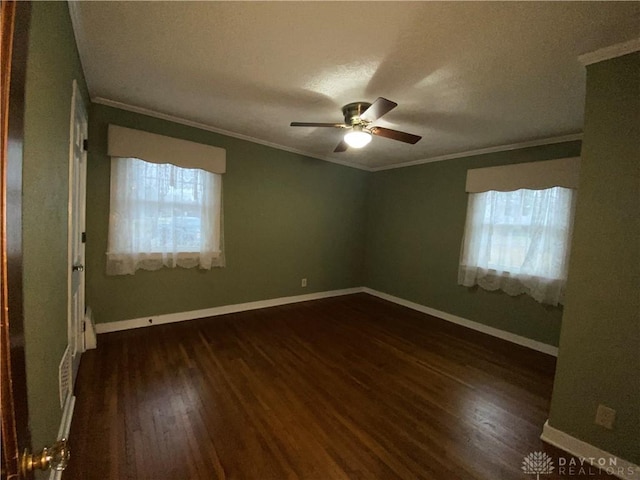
left=1, top=1, right=33, bottom=479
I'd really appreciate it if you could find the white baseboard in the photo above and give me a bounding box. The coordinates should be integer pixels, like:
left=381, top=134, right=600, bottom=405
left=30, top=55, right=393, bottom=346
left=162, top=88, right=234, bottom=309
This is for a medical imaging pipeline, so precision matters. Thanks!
left=541, top=420, right=640, bottom=480
left=57, top=394, right=75, bottom=439
left=95, top=287, right=364, bottom=334
left=362, top=287, right=558, bottom=356
left=50, top=394, right=75, bottom=480
left=95, top=286, right=558, bottom=356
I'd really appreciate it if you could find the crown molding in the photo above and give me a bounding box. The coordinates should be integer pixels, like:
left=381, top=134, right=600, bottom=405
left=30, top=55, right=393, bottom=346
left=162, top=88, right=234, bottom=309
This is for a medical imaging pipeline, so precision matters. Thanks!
left=369, top=133, right=583, bottom=172
left=91, top=97, right=370, bottom=171
left=92, top=97, right=583, bottom=174
left=579, top=38, right=640, bottom=66
left=71, top=0, right=366, bottom=172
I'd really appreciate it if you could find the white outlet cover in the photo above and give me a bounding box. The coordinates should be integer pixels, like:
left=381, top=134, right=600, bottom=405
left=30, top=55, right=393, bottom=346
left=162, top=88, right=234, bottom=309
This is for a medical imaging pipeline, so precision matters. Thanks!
left=595, top=404, right=616, bottom=430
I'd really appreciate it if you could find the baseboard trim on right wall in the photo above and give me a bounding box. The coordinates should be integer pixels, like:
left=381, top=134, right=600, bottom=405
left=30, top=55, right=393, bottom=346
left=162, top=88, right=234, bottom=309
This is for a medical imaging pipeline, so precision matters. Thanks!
left=541, top=420, right=640, bottom=480
left=361, top=287, right=558, bottom=356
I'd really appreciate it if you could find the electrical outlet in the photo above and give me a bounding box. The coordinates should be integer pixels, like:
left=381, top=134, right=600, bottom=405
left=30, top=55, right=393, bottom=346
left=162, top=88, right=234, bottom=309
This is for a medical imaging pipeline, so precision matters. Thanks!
left=301, top=278, right=307, bottom=288
left=595, top=404, right=616, bottom=430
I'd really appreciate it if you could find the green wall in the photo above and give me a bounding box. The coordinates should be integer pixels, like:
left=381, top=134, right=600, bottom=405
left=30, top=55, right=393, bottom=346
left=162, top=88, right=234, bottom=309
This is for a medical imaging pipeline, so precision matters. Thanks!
left=364, top=141, right=582, bottom=347
left=23, top=1, right=89, bottom=451
left=86, top=105, right=368, bottom=324
left=88, top=100, right=582, bottom=350
left=21, top=1, right=637, bottom=468
left=549, top=53, right=639, bottom=464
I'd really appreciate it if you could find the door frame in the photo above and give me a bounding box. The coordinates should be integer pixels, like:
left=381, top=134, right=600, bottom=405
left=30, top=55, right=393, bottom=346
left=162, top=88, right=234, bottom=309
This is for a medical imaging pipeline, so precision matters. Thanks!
left=1, top=0, right=33, bottom=478
left=67, top=78, right=87, bottom=389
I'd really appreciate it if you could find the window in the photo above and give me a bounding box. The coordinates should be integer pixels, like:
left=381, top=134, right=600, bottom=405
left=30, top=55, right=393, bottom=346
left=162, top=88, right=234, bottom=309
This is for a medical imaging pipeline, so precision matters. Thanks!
left=458, top=157, right=580, bottom=305
left=106, top=125, right=226, bottom=275
left=106, top=157, right=224, bottom=275
left=458, top=186, right=575, bottom=305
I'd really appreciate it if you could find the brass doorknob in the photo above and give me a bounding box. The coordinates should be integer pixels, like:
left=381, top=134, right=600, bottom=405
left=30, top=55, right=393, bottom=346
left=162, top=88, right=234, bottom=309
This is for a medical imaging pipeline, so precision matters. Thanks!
left=20, top=438, right=70, bottom=475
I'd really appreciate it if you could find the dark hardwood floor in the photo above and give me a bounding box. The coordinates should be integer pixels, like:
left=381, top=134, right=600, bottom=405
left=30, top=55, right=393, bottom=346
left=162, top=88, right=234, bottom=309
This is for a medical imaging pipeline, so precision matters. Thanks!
left=65, top=294, right=612, bottom=479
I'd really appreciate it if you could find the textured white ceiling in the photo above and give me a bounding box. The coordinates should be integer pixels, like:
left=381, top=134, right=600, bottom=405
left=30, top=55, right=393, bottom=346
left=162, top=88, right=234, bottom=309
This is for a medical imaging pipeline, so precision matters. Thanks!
left=70, top=1, right=639, bottom=170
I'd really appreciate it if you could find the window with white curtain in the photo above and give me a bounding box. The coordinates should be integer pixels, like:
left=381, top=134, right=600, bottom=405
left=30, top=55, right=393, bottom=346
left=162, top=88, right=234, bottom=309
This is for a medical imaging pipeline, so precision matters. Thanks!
left=458, top=158, right=580, bottom=305
left=105, top=125, right=227, bottom=275
left=107, top=158, right=224, bottom=275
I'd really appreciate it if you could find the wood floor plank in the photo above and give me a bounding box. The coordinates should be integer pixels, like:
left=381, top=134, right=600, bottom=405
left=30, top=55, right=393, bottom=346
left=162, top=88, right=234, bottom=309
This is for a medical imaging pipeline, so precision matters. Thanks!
left=65, top=293, right=615, bottom=479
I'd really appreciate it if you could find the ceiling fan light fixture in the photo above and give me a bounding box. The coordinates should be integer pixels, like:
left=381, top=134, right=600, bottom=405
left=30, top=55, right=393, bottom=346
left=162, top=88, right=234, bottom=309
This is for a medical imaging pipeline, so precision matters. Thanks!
left=290, top=97, right=421, bottom=152
left=344, top=129, right=372, bottom=149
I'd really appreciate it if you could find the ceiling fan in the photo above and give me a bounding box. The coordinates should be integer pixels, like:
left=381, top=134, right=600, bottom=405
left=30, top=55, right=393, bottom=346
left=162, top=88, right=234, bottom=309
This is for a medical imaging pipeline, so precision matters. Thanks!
left=290, top=97, right=422, bottom=153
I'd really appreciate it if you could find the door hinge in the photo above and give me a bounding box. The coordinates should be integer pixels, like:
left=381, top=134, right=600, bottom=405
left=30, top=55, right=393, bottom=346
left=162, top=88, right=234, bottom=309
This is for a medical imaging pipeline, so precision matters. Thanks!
left=82, top=139, right=88, bottom=151
left=81, top=232, right=86, bottom=243
left=83, top=321, right=86, bottom=332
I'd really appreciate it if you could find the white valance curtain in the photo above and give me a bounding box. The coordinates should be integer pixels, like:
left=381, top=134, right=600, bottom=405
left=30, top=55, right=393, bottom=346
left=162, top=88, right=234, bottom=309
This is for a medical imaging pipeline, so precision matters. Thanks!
left=108, top=125, right=226, bottom=174
left=459, top=158, right=580, bottom=305
left=465, top=157, right=580, bottom=193
left=106, top=126, right=226, bottom=275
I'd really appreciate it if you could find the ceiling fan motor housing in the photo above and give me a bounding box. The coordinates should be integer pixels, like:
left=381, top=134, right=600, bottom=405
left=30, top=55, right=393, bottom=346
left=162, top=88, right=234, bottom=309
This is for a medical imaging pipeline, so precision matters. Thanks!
left=342, top=102, right=372, bottom=126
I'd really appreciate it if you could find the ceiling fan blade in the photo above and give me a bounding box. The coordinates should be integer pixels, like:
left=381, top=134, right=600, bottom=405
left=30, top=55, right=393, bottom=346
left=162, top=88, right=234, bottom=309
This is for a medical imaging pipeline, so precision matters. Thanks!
left=333, top=140, right=348, bottom=153
left=290, top=122, right=348, bottom=128
left=370, top=126, right=422, bottom=144
left=360, top=97, right=397, bottom=122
